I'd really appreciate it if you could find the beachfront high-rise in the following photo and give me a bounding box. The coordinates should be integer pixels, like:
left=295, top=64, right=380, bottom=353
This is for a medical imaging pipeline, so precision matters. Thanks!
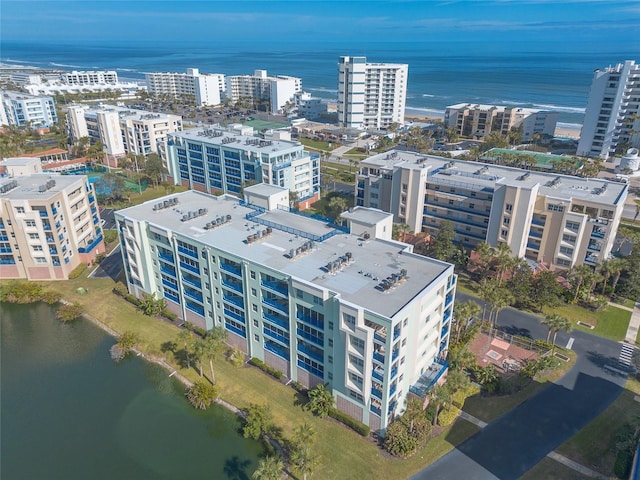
left=146, top=68, right=226, bottom=107
left=337, top=56, right=408, bottom=130
left=66, top=104, right=182, bottom=159
left=0, top=169, right=105, bottom=280
left=444, top=104, right=558, bottom=142
left=225, top=70, right=302, bottom=114
left=0, top=90, right=58, bottom=128
left=356, top=149, right=627, bottom=270
left=115, top=186, right=454, bottom=433
left=578, top=60, right=640, bottom=160
left=165, top=125, right=320, bottom=209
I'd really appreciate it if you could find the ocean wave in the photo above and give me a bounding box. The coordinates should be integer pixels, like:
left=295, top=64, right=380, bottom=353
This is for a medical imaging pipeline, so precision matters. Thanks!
left=49, top=62, right=86, bottom=69
left=532, top=103, right=585, bottom=114
left=405, top=106, right=445, bottom=117
left=307, top=87, right=338, bottom=93
left=421, top=94, right=436, bottom=97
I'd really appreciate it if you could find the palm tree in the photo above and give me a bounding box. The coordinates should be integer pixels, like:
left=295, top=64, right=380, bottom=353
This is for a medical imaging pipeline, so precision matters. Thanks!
left=429, top=384, right=452, bottom=426
left=201, top=327, right=227, bottom=384
left=393, top=222, right=412, bottom=243
left=185, top=380, right=219, bottom=410
left=541, top=313, right=562, bottom=342
left=568, top=264, right=596, bottom=303
left=177, top=330, right=194, bottom=369
left=609, top=258, right=627, bottom=293
left=290, top=446, right=319, bottom=480
left=551, top=316, right=572, bottom=349
left=293, top=422, right=316, bottom=446
left=598, top=259, right=614, bottom=295
left=251, top=456, right=284, bottom=480
left=452, top=300, right=481, bottom=345
left=305, top=383, right=335, bottom=418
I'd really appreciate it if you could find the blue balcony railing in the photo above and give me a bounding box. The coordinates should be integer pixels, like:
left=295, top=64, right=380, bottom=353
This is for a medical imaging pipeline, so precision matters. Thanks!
left=297, top=328, right=323, bottom=347
left=390, top=383, right=397, bottom=396
left=223, top=294, right=244, bottom=309
left=371, top=387, right=382, bottom=399
left=263, top=312, right=289, bottom=330
left=182, top=275, right=201, bottom=289
left=78, top=234, right=103, bottom=253
left=179, top=261, right=199, bottom=274
left=374, top=331, right=387, bottom=344
left=0, top=258, right=16, bottom=265
left=262, top=297, right=288, bottom=314
left=531, top=217, right=545, bottom=227
left=296, top=311, right=324, bottom=329
left=370, top=405, right=382, bottom=416
left=261, top=279, right=288, bottom=296
left=265, top=341, right=289, bottom=360
left=0, top=235, right=8, bottom=242
left=393, top=328, right=400, bottom=340
left=0, top=247, right=12, bottom=253
left=178, top=245, right=198, bottom=258
left=392, top=349, right=399, bottom=361
left=88, top=195, right=95, bottom=203
left=162, top=279, right=178, bottom=290
left=158, top=251, right=174, bottom=263
left=297, top=342, right=323, bottom=362
left=372, top=370, right=384, bottom=382
left=49, top=247, right=58, bottom=254
left=52, top=207, right=58, bottom=215
left=186, top=303, right=204, bottom=316
left=221, top=279, right=243, bottom=294
left=528, top=230, right=543, bottom=239
left=373, top=351, right=385, bottom=364
left=39, top=211, right=48, bottom=217
left=445, top=293, right=453, bottom=306
left=441, top=323, right=450, bottom=339
left=224, top=308, right=245, bottom=323
left=43, top=225, right=51, bottom=231
left=225, top=322, right=246, bottom=338
left=184, top=290, right=203, bottom=303
left=160, top=264, right=176, bottom=276
left=93, top=216, right=99, bottom=225
left=220, top=262, right=242, bottom=276
left=443, top=309, right=452, bottom=324
left=264, top=328, right=289, bottom=345
left=390, top=366, right=398, bottom=379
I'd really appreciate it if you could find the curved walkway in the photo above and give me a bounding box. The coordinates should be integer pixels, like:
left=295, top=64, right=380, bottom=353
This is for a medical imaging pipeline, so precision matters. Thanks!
left=411, top=293, right=627, bottom=480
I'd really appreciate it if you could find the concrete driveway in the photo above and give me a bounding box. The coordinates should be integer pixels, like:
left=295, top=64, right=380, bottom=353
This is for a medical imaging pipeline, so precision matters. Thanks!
left=89, top=245, right=123, bottom=281
left=411, top=293, right=626, bottom=480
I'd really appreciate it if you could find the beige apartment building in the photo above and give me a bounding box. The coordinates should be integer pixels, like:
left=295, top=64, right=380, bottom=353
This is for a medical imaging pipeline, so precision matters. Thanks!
left=356, top=150, right=627, bottom=270
left=0, top=170, right=105, bottom=280
left=444, top=103, right=557, bottom=142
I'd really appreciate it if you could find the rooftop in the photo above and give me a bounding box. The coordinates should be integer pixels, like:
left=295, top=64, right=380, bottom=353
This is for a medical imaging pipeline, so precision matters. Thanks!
left=361, top=149, right=627, bottom=206
left=0, top=173, right=84, bottom=200
left=73, top=104, right=181, bottom=122
left=446, top=103, right=546, bottom=113
left=341, top=207, right=392, bottom=226
left=18, top=148, right=68, bottom=158
left=117, top=191, right=451, bottom=318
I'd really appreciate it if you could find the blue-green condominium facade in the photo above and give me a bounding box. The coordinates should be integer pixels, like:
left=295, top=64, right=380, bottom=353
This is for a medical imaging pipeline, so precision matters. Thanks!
left=165, top=125, right=321, bottom=209
left=115, top=184, right=455, bottom=433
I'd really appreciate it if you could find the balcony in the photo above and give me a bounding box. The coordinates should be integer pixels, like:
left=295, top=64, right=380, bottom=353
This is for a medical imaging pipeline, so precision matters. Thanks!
left=182, top=275, right=201, bottom=289
left=409, top=358, right=449, bottom=398
left=390, top=383, right=397, bottom=396
left=297, top=328, right=323, bottom=347
left=297, top=342, right=323, bottom=362
left=185, top=303, right=205, bottom=317
left=223, top=294, right=244, bottom=309
left=588, top=242, right=602, bottom=252
left=158, top=251, right=174, bottom=263
left=526, top=242, right=540, bottom=251
left=91, top=206, right=97, bottom=215
left=164, top=291, right=180, bottom=304
left=178, top=245, right=198, bottom=258
left=224, top=308, right=245, bottom=323
left=371, top=387, right=382, bottom=399
left=0, top=247, right=12, bottom=253
left=78, top=234, right=103, bottom=253
left=372, top=349, right=386, bottom=363
left=49, top=247, right=58, bottom=254
left=374, top=331, right=386, bottom=344
left=265, top=340, right=289, bottom=360
left=221, top=278, right=242, bottom=294
left=160, top=264, right=176, bottom=276
left=162, top=278, right=178, bottom=291
left=441, top=323, right=450, bottom=339
left=296, top=311, right=324, bottom=329
left=46, top=236, right=54, bottom=243
left=0, top=258, right=16, bottom=265
left=220, top=262, right=242, bottom=276
left=179, top=261, right=199, bottom=274
left=443, top=309, right=452, bottom=324
left=261, top=279, right=288, bottom=296
left=55, top=222, right=61, bottom=230
left=93, top=216, right=99, bottom=225
left=52, top=207, right=58, bottom=215
left=39, top=211, right=48, bottom=217
left=43, top=225, right=51, bottom=231
left=390, top=366, right=398, bottom=379
left=263, top=311, right=289, bottom=330
left=88, top=195, right=95, bottom=203
left=372, top=369, right=384, bottom=382
left=591, top=229, right=605, bottom=239
left=528, top=229, right=543, bottom=239
left=445, top=293, right=453, bottom=306
left=391, top=349, right=399, bottom=361
left=264, top=328, right=289, bottom=345
left=393, top=328, right=400, bottom=340
left=184, top=290, right=203, bottom=303
left=370, top=405, right=382, bottom=416
left=262, top=297, right=288, bottom=315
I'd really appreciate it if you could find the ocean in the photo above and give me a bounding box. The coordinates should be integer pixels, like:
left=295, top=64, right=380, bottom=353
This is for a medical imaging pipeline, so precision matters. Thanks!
left=2, top=40, right=637, bottom=126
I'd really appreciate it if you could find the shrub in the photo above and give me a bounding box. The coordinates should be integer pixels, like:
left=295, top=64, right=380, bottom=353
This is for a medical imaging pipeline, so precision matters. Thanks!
left=291, top=381, right=306, bottom=394
left=184, top=321, right=207, bottom=338
left=226, top=346, right=245, bottom=368
left=56, top=303, right=84, bottom=323
left=327, top=408, right=370, bottom=437
left=161, top=309, right=177, bottom=322
left=112, top=282, right=128, bottom=297
left=0, top=281, right=44, bottom=303
left=68, top=263, right=88, bottom=279
left=186, top=380, right=219, bottom=410
left=40, top=290, right=62, bottom=305
left=248, top=357, right=283, bottom=380
left=437, top=405, right=460, bottom=427
left=242, top=403, right=273, bottom=440
left=614, top=449, right=632, bottom=478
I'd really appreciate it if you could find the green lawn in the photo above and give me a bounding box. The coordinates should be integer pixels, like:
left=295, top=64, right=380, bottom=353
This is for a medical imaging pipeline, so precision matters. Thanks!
left=556, top=377, right=640, bottom=478
left=521, top=457, right=591, bottom=480
left=23, top=274, right=480, bottom=480
left=298, top=138, right=336, bottom=152
left=544, top=304, right=631, bottom=341
left=462, top=350, right=577, bottom=422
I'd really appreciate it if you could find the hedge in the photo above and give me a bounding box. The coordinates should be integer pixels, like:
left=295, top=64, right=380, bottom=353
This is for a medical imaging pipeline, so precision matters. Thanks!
left=437, top=405, right=460, bottom=427
left=328, top=408, right=370, bottom=437
left=68, top=263, right=88, bottom=280
left=248, top=357, right=283, bottom=380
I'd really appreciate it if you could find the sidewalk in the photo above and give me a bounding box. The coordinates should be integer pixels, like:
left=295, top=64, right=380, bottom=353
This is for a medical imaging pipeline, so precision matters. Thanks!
left=624, top=302, right=640, bottom=343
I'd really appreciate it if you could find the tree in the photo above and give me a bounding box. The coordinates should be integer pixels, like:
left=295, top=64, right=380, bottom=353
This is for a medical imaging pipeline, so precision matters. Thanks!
left=144, top=152, right=166, bottom=188
left=185, top=380, right=219, bottom=410
left=117, top=331, right=138, bottom=351
left=383, top=398, right=431, bottom=457
left=290, top=444, right=319, bottom=480
left=243, top=403, right=273, bottom=440
left=139, top=292, right=166, bottom=316
left=429, top=384, right=452, bottom=426
left=56, top=302, right=83, bottom=322
left=251, top=456, right=284, bottom=480
left=541, top=313, right=562, bottom=342
left=551, top=316, right=572, bottom=348
left=530, top=270, right=563, bottom=312
left=304, top=383, right=335, bottom=418
left=392, top=222, right=412, bottom=243
left=568, top=264, right=597, bottom=303
left=328, top=196, right=348, bottom=219
left=177, top=330, right=194, bottom=369
left=429, top=221, right=457, bottom=262
left=481, top=131, right=510, bottom=151
left=452, top=300, right=481, bottom=345
left=293, top=422, right=316, bottom=446
left=448, top=345, right=477, bottom=371
left=200, top=327, right=227, bottom=384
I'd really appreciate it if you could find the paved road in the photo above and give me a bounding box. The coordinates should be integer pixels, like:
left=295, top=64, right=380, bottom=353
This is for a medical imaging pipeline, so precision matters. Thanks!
left=411, top=293, right=626, bottom=480
left=89, top=245, right=123, bottom=281
left=100, top=208, right=116, bottom=230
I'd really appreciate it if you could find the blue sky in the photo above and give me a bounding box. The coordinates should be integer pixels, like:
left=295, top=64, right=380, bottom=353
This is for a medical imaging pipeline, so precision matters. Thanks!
left=2, top=0, right=639, bottom=46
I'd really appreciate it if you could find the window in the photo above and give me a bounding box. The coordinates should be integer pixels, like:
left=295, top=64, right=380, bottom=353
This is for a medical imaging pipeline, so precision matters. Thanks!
left=349, top=354, right=364, bottom=368
left=349, top=389, right=363, bottom=402
left=28, top=233, right=39, bottom=239
left=252, top=304, right=258, bottom=312
left=562, top=234, right=576, bottom=244
left=250, top=271, right=256, bottom=279
left=16, top=207, right=25, bottom=214
left=251, top=288, right=257, bottom=296
left=501, top=229, right=508, bottom=237
left=313, top=295, right=322, bottom=305
left=344, top=313, right=356, bottom=329
left=328, top=339, right=333, bottom=347
left=505, top=203, right=513, bottom=212
left=328, top=355, right=333, bottom=364
left=32, top=245, right=43, bottom=252
left=402, top=338, right=407, bottom=347
left=25, top=220, right=36, bottom=227
left=400, top=356, right=405, bottom=365
left=253, top=319, right=258, bottom=327
left=351, top=336, right=364, bottom=350
left=254, top=334, right=259, bottom=341
left=35, top=257, right=46, bottom=264
left=565, top=221, right=580, bottom=231
left=547, top=204, right=565, bottom=212
left=349, top=372, right=362, bottom=385
left=503, top=217, right=510, bottom=225
left=328, top=321, right=334, bottom=330
left=296, top=288, right=303, bottom=298
left=559, top=246, right=574, bottom=256
left=403, top=318, right=408, bottom=327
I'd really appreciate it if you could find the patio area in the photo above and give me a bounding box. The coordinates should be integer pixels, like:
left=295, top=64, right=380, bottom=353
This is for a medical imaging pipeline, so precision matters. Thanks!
left=468, top=330, right=540, bottom=375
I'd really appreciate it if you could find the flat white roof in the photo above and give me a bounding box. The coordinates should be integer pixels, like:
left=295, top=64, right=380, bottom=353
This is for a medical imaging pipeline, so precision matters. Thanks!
left=361, top=150, right=627, bottom=206
left=117, top=191, right=451, bottom=318
left=0, top=173, right=84, bottom=200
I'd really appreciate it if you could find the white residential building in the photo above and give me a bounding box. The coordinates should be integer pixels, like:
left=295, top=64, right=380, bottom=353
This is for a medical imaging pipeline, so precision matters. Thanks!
left=578, top=60, right=640, bottom=160
left=146, top=68, right=226, bottom=106
left=337, top=56, right=408, bottom=130
left=444, top=104, right=558, bottom=142
left=356, top=149, right=627, bottom=270
left=67, top=104, right=182, bottom=158
left=166, top=125, right=320, bottom=208
left=115, top=187, right=455, bottom=433
left=60, top=70, right=119, bottom=85
left=225, top=70, right=302, bottom=114
left=0, top=90, right=58, bottom=128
